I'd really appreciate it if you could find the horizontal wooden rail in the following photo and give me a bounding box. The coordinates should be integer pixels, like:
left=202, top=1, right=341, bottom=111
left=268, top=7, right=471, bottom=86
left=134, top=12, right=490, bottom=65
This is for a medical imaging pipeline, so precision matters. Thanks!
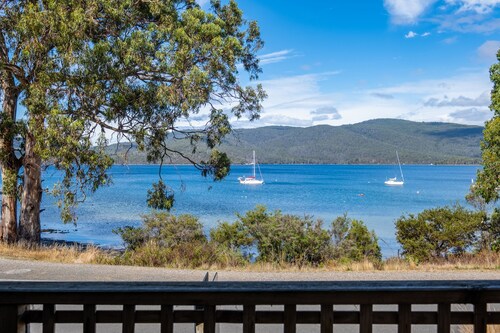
left=0, top=280, right=498, bottom=333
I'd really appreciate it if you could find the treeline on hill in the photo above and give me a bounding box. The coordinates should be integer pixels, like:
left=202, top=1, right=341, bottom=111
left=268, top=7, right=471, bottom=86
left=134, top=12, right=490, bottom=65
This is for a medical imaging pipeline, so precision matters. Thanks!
left=112, top=204, right=499, bottom=269
left=107, top=119, right=483, bottom=165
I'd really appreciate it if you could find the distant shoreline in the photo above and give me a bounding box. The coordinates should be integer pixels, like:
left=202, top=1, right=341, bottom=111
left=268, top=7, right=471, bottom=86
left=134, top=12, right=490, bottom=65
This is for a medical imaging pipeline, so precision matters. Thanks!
left=111, top=163, right=481, bottom=167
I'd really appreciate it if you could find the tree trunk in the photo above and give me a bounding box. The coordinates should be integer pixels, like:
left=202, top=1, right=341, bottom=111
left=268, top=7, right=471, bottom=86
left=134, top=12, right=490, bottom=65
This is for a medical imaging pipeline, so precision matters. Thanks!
left=0, top=168, right=18, bottom=243
left=0, top=81, right=20, bottom=244
left=19, top=132, right=42, bottom=244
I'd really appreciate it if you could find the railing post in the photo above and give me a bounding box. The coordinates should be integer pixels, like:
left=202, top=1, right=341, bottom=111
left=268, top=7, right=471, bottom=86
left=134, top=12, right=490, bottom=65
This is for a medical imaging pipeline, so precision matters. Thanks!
left=83, top=304, right=96, bottom=333
left=243, top=304, right=256, bottom=333
left=160, top=304, right=174, bottom=333
left=360, top=304, right=373, bottom=333
left=437, top=303, right=450, bottom=333
left=473, top=302, right=487, bottom=333
left=43, top=304, right=55, bottom=333
left=320, top=304, right=333, bottom=333
left=123, top=304, right=135, bottom=333
left=284, top=304, right=296, bottom=333
left=203, top=304, right=216, bottom=333
left=398, top=303, right=411, bottom=333
left=0, top=305, right=26, bottom=333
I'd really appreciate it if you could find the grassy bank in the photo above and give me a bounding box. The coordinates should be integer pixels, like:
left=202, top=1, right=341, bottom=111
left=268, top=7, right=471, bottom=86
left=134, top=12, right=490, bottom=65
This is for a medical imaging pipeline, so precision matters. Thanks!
left=1, top=242, right=499, bottom=271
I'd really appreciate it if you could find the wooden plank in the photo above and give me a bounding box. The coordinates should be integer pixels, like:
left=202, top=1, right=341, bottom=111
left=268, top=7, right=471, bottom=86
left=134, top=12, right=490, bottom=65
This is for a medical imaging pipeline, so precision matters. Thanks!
left=42, top=304, right=55, bottom=333
left=160, top=305, right=173, bottom=333
left=284, top=304, right=296, bottom=333
left=83, top=304, right=96, bottom=333
left=243, top=305, right=256, bottom=333
left=398, top=304, right=411, bottom=333
left=122, top=304, right=135, bottom=333
left=320, top=304, right=333, bottom=333
left=203, top=305, right=216, bottom=333
left=473, top=302, right=487, bottom=333
left=360, top=304, right=373, bottom=333
left=437, top=303, right=450, bottom=333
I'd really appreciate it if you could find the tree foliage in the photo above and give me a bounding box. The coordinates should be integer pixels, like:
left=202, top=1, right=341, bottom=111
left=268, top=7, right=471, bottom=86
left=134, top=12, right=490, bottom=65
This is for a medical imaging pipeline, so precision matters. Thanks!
left=331, top=214, right=381, bottom=262
left=473, top=49, right=500, bottom=203
left=395, top=205, right=484, bottom=262
left=211, top=206, right=381, bottom=266
left=0, top=0, right=265, bottom=243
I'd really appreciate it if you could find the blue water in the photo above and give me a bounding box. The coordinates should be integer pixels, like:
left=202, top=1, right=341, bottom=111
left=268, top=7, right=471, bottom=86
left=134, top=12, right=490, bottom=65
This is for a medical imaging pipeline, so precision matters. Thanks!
left=2, top=164, right=479, bottom=257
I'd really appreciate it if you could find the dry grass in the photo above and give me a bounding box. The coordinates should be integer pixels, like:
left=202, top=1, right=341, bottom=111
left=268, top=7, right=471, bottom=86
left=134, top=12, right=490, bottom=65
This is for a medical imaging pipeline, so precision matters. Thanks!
left=0, top=242, right=499, bottom=272
left=0, top=241, right=110, bottom=264
left=382, top=251, right=500, bottom=271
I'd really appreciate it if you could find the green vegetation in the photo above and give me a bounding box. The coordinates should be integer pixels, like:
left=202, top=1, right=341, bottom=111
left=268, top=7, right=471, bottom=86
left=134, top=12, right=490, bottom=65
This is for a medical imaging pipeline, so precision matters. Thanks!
left=395, top=205, right=485, bottom=263
left=331, top=214, right=381, bottom=262
left=114, top=206, right=381, bottom=268
left=474, top=49, right=500, bottom=203
left=108, top=119, right=483, bottom=165
left=0, top=0, right=264, bottom=244
left=109, top=205, right=499, bottom=269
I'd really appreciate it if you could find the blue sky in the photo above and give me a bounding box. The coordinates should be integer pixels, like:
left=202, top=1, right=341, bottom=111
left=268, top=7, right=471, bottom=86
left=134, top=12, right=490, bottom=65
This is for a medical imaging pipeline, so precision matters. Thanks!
left=198, top=0, right=500, bottom=127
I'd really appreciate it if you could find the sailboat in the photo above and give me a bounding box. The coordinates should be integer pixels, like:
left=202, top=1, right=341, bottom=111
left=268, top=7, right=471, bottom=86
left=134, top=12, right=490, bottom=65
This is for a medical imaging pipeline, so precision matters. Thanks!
left=385, top=151, right=404, bottom=186
left=238, top=151, right=264, bottom=185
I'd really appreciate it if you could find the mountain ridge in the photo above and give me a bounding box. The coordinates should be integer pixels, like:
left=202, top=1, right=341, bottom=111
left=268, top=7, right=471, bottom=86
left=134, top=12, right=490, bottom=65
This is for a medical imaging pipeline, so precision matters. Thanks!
left=107, top=118, right=484, bottom=165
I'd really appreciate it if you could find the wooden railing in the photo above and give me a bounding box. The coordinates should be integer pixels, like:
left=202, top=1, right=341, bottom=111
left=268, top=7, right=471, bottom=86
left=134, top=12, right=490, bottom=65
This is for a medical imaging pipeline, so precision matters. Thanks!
left=0, top=280, right=499, bottom=333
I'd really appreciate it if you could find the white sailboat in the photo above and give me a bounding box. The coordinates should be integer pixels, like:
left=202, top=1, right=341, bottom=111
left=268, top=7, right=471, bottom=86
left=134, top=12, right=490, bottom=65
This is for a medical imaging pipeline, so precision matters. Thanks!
left=385, top=151, right=404, bottom=186
left=239, top=150, right=264, bottom=185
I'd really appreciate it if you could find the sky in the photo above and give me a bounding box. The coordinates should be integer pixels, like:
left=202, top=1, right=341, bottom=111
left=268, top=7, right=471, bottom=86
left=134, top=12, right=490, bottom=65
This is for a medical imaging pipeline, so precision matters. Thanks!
left=198, top=0, right=500, bottom=128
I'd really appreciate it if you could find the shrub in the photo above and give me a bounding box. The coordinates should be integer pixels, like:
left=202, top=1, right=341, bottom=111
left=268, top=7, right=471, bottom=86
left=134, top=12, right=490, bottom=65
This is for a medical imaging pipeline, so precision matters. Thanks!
left=395, top=205, right=484, bottom=262
left=234, top=206, right=333, bottom=266
left=114, top=212, right=212, bottom=268
left=115, top=212, right=207, bottom=251
left=331, top=214, right=381, bottom=262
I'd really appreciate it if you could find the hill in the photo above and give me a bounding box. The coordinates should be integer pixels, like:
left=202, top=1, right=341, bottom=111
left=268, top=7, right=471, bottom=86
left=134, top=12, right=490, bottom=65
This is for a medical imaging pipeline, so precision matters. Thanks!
left=107, top=119, right=484, bottom=165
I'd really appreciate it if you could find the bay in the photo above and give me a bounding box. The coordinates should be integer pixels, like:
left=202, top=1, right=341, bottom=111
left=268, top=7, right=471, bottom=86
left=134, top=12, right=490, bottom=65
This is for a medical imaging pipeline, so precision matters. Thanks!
left=5, top=164, right=479, bottom=257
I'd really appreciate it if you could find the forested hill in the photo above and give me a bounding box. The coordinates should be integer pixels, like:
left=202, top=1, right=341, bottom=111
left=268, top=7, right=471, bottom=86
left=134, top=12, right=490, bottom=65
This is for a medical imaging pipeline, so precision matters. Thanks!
left=108, top=119, right=484, bottom=165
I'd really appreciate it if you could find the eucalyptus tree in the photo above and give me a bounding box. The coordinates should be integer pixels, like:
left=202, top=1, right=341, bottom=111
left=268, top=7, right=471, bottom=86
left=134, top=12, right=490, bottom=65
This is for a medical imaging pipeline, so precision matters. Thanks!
left=474, top=49, right=500, bottom=204
left=0, top=0, right=265, bottom=243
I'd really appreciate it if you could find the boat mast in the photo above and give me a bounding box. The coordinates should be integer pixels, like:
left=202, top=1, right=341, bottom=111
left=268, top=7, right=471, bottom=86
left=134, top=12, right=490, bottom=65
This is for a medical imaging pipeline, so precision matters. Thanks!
left=252, top=150, right=256, bottom=178
left=396, top=151, right=404, bottom=182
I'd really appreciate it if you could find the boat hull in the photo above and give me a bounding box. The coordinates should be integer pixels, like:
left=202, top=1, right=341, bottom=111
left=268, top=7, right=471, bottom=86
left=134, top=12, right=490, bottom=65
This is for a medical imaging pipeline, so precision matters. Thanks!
left=384, top=180, right=404, bottom=186
left=239, top=177, right=264, bottom=185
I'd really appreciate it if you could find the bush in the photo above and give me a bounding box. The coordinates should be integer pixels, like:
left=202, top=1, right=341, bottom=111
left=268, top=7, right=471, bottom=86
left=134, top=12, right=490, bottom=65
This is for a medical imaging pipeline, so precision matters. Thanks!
left=331, top=214, right=381, bottom=262
left=395, top=205, right=484, bottom=262
left=115, top=212, right=207, bottom=251
left=114, top=212, right=213, bottom=268
left=115, top=207, right=383, bottom=268
left=233, top=206, right=333, bottom=266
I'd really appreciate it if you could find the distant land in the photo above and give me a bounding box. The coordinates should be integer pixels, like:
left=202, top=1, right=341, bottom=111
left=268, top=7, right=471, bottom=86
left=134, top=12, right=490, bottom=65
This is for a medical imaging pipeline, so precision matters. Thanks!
left=107, top=119, right=484, bottom=165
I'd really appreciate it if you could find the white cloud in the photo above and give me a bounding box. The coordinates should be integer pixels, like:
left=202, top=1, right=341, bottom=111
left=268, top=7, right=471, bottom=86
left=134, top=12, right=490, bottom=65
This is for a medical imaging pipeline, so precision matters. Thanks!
left=449, top=107, right=491, bottom=121
left=236, top=68, right=492, bottom=129
left=258, top=115, right=313, bottom=127
left=477, top=40, right=500, bottom=62
left=423, top=91, right=490, bottom=107
left=405, top=31, right=418, bottom=38
left=384, top=0, right=438, bottom=24
left=385, top=0, right=500, bottom=33
left=421, top=32, right=432, bottom=36
left=259, top=50, right=295, bottom=65
left=445, top=0, right=500, bottom=14
left=311, top=106, right=342, bottom=120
